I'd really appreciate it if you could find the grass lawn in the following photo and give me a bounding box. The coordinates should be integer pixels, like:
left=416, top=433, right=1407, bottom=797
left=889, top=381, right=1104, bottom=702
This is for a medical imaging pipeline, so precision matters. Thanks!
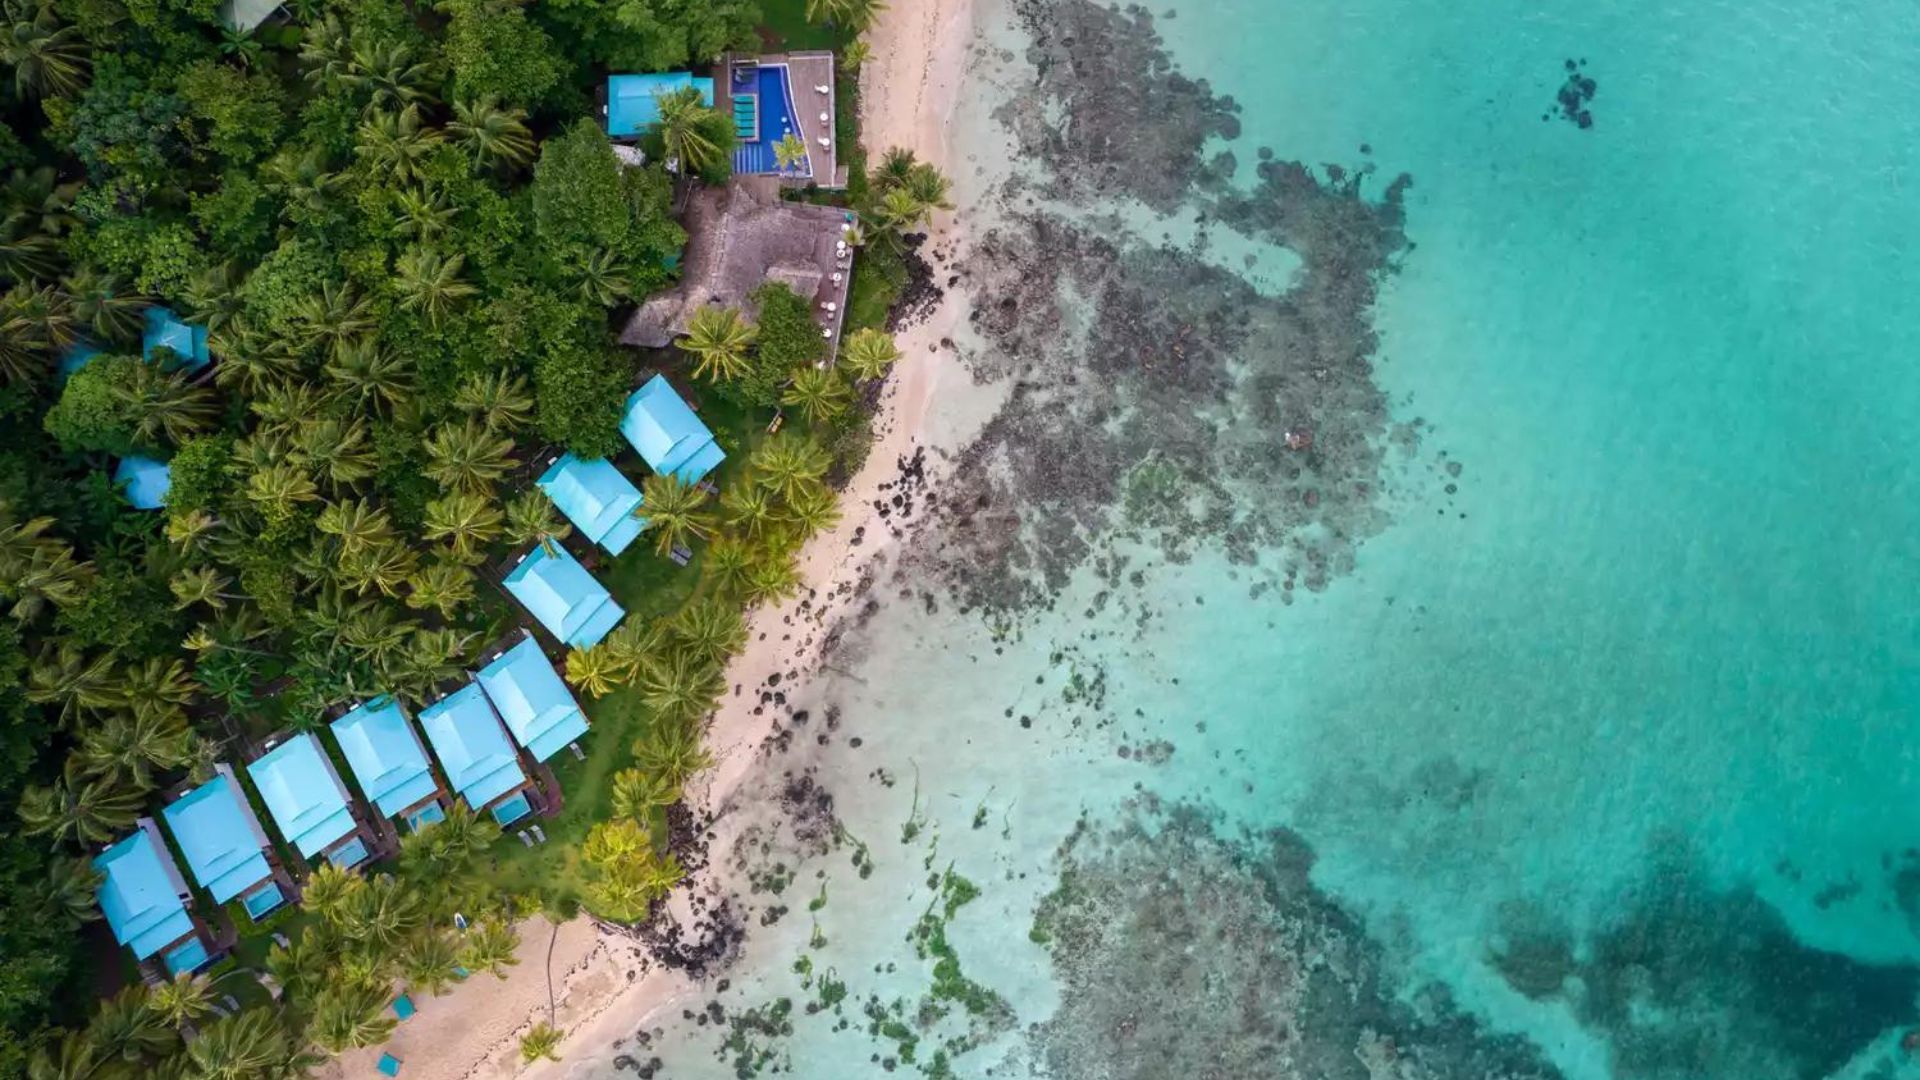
left=757, top=0, right=854, bottom=52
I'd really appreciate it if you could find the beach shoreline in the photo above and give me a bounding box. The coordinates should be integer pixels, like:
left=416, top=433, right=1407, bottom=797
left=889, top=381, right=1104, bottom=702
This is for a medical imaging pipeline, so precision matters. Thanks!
left=348, top=5, right=982, bottom=1078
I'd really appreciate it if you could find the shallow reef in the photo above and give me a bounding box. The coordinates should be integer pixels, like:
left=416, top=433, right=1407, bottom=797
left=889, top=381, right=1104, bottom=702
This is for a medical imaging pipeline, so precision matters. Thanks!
left=1022, top=797, right=1564, bottom=1080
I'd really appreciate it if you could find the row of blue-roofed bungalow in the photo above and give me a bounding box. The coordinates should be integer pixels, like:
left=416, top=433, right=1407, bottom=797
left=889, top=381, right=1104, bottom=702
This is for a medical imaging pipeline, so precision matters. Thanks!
left=160, top=766, right=294, bottom=924
left=536, top=454, right=647, bottom=556
left=417, top=684, right=543, bottom=827
left=502, top=541, right=625, bottom=649
left=332, top=696, right=450, bottom=832
left=477, top=632, right=591, bottom=764
left=248, top=733, right=378, bottom=871
left=58, top=307, right=212, bottom=384
left=94, top=818, right=218, bottom=977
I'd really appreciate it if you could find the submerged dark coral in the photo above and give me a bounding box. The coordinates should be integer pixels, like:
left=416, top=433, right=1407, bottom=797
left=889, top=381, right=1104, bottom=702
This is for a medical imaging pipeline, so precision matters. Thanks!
left=1026, top=800, right=1563, bottom=1080
left=908, top=0, right=1415, bottom=614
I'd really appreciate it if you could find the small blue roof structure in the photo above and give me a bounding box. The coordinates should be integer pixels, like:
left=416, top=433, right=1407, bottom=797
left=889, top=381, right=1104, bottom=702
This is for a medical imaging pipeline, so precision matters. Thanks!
left=477, top=634, right=590, bottom=764
left=536, top=455, right=646, bottom=556
left=246, top=734, right=358, bottom=860
left=161, top=768, right=275, bottom=904
left=416, top=683, right=528, bottom=813
left=115, top=456, right=172, bottom=510
left=606, top=73, right=715, bottom=138
left=331, top=697, right=441, bottom=822
left=502, top=543, right=624, bottom=649
left=143, top=307, right=210, bottom=373
left=620, top=375, right=725, bottom=485
left=58, top=341, right=101, bottom=381
left=95, top=820, right=197, bottom=962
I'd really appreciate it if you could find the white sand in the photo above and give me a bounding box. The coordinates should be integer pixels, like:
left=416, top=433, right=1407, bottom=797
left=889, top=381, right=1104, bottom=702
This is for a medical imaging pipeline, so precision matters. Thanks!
left=401, top=6, right=988, bottom=1080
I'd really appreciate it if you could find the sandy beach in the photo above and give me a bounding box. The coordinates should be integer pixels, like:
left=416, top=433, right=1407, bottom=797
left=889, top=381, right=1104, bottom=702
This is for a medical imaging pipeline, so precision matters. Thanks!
left=337, top=6, right=981, bottom=1079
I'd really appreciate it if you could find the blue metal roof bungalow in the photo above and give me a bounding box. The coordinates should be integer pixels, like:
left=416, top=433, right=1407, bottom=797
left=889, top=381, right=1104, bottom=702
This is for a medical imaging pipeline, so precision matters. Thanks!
left=115, top=456, right=172, bottom=510
left=604, top=72, right=714, bottom=139
left=58, top=340, right=101, bottom=381
left=248, top=733, right=375, bottom=871
left=501, top=542, right=624, bottom=649
left=416, top=683, right=540, bottom=827
left=477, top=633, right=589, bottom=764
left=95, top=818, right=216, bottom=977
left=535, top=454, right=647, bottom=557
left=161, top=766, right=289, bottom=922
left=143, top=307, right=211, bottom=374
left=620, top=374, right=725, bottom=485
left=331, top=697, right=448, bottom=832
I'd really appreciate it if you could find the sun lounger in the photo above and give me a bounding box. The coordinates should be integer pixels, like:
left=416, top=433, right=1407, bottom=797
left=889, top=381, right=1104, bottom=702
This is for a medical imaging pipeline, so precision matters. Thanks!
left=517, top=830, right=534, bottom=847
left=530, top=825, right=547, bottom=844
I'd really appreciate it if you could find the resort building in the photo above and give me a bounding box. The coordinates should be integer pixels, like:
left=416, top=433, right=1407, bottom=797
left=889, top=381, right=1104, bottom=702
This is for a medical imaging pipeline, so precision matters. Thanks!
left=535, top=454, right=647, bottom=557
left=501, top=542, right=624, bottom=649
left=115, top=456, right=171, bottom=510
left=416, top=683, right=539, bottom=827
left=604, top=71, right=714, bottom=139
left=476, top=632, right=590, bottom=764
left=143, top=307, right=211, bottom=373
left=94, top=818, right=215, bottom=976
left=617, top=373, right=726, bottom=485
left=247, top=733, right=375, bottom=870
left=220, top=0, right=281, bottom=33
left=161, top=766, right=289, bottom=921
left=715, top=52, right=843, bottom=187
left=58, top=341, right=99, bottom=381
left=618, top=177, right=855, bottom=360
left=330, top=697, right=447, bottom=832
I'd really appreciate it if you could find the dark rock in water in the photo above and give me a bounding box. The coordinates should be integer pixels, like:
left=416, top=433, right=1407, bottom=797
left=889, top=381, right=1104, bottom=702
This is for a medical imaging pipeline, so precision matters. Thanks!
left=1026, top=800, right=1563, bottom=1079
left=1550, top=63, right=1599, bottom=128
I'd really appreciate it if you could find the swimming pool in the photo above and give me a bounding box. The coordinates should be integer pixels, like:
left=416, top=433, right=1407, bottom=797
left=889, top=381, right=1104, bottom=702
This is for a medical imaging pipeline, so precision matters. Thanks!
left=241, top=882, right=285, bottom=920
left=489, top=792, right=532, bottom=826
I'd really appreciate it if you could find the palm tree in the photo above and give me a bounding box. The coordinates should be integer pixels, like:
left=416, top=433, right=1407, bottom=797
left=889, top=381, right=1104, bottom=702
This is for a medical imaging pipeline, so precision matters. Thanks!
left=184, top=1009, right=284, bottom=1080
left=121, top=364, right=219, bottom=446
left=609, top=767, right=678, bottom=820
left=904, top=162, right=954, bottom=213
left=772, top=133, right=807, bottom=174
left=384, top=627, right=470, bottom=703
left=783, top=482, right=842, bottom=537
left=324, top=340, right=414, bottom=415
left=654, top=85, right=723, bottom=174
left=519, top=1024, right=563, bottom=1063
left=422, top=491, right=503, bottom=559
left=398, top=800, right=497, bottom=879
left=149, top=972, right=216, bottom=1030
left=297, top=12, right=350, bottom=89
left=296, top=280, right=376, bottom=357
left=183, top=264, right=248, bottom=337
left=501, top=489, right=567, bottom=547
left=294, top=417, right=379, bottom=488
left=870, top=186, right=930, bottom=239
left=246, top=462, right=321, bottom=522
left=750, top=433, right=831, bottom=501
left=459, top=920, right=520, bottom=979
left=671, top=600, right=746, bottom=665
left=781, top=366, right=851, bottom=425
left=720, top=481, right=776, bottom=539
left=26, top=643, right=120, bottom=725
left=308, top=984, right=397, bottom=1053
left=264, top=146, right=347, bottom=226
left=449, top=96, right=534, bottom=171
left=636, top=474, right=713, bottom=557
left=632, top=720, right=714, bottom=787
left=564, top=645, right=618, bottom=699
left=338, top=535, right=420, bottom=598
left=42, top=855, right=102, bottom=926
left=339, top=873, right=420, bottom=950
left=637, top=652, right=722, bottom=725
left=423, top=420, right=515, bottom=494
left=0, top=292, right=52, bottom=383
left=453, top=370, right=534, bottom=433
left=400, top=929, right=462, bottom=996
left=355, top=105, right=444, bottom=184
left=571, top=248, right=631, bottom=308
left=678, top=306, right=755, bottom=383
left=62, top=268, right=144, bottom=343
left=170, top=565, right=235, bottom=610
left=210, top=324, right=300, bottom=397
left=391, top=184, right=456, bottom=242
left=265, top=931, right=332, bottom=1004
left=77, top=709, right=193, bottom=792
left=872, top=146, right=918, bottom=191
left=839, top=40, right=870, bottom=71
left=343, top=38, right=435, bottom=111
left=403, top=560, right=474, bottom=618
left=703, top=536, right=755, bottom=598
left=393, top=248, right=477, bottom=326
left=601, top=618, right=663, bottom=684
left=19, top=760, right=143, bottom=848
left=744, top=552, right=801, bottom=605
left=839, top=327, right=901, bottom=383
left=87, top=986, right=175, bottom=1063
left=316, top=499, right=397, bottom=555
left=1, top=0, right=89, bottom=99
left=303, top=862, right=360, bottom=924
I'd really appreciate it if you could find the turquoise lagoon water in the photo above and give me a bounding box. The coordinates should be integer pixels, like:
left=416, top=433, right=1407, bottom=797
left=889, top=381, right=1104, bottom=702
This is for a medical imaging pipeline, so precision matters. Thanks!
left=615, top=0, right=1920, bottom=1076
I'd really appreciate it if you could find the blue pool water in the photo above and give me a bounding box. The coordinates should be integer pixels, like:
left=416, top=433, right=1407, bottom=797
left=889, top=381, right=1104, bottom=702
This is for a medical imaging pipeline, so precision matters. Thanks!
left=405, top=801, right=446, bottom=831
left=489, top=792, right=532, bottom=826
left=327, top=836, right=370, bottom=869
left=240, top=882, right=284, bottom=920
left=163, top=937, right=210, bottom=975
left=730, top=66, right=805, bottom=178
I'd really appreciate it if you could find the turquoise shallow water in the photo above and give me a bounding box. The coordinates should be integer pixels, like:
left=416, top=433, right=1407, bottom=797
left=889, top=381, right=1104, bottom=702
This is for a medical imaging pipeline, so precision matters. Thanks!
left=609, top=1, right=1920, bottom=1075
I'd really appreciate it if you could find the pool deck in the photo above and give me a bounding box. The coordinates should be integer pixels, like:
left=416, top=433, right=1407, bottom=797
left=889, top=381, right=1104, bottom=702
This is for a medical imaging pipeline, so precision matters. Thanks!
left=713, top=51, right=845, bottom=189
